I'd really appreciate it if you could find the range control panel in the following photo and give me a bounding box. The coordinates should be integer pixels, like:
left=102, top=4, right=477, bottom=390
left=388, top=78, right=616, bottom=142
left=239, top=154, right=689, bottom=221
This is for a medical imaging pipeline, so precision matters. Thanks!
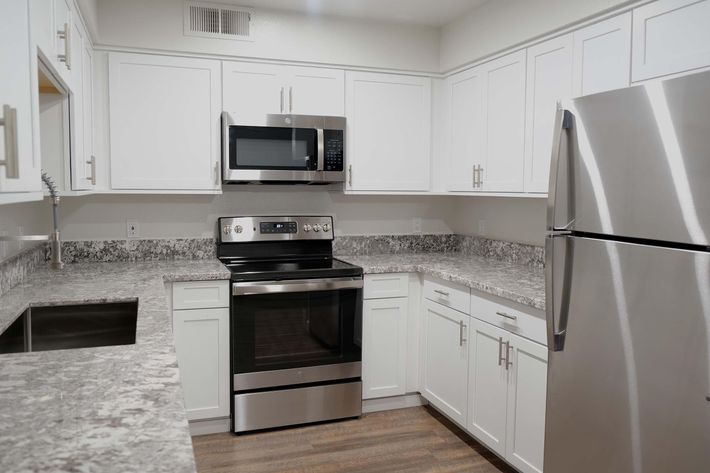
left=220, top=216, right=334, bottom=242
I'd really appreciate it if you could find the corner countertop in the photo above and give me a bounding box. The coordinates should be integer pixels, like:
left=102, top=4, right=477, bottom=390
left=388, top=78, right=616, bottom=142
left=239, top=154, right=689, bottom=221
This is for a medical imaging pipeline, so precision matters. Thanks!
left=0, top=260, right=230, bottom=473
left=337, top=253, right=545, bottom=311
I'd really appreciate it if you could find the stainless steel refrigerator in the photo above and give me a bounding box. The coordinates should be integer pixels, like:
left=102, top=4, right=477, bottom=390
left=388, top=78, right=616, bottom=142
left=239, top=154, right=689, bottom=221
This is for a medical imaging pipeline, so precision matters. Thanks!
left=545, top=69, right=710, bottom=473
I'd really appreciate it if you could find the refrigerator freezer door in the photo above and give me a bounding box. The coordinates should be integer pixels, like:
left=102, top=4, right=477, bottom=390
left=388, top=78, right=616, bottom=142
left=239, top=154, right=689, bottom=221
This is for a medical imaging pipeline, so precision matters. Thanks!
left=556, top=69, right=710, bottom=246
left=545, top=236, right=710, bottom=473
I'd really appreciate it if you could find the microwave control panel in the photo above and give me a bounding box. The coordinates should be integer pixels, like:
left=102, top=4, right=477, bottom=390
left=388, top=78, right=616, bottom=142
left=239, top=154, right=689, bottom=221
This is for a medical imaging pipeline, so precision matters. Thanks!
left=324, top=130, right=344, bottom=172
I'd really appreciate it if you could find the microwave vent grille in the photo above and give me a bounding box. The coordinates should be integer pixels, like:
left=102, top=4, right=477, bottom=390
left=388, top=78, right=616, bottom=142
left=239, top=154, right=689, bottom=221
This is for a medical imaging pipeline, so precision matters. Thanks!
left=184, top=1, right=253, bottom=41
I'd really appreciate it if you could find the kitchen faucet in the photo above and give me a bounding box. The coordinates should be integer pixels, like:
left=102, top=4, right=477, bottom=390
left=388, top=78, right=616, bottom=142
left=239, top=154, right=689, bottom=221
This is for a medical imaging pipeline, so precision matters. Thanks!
left=0, top=171, right=64, bottom=269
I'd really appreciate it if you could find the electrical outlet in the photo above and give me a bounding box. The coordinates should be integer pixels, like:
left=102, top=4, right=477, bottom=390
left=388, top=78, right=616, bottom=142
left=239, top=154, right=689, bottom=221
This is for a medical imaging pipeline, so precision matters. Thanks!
left=478, top=219, right=486, bottom=236
left=413, top=217, right=422, bottom=234
left=126, top=220, right=139, bottom=239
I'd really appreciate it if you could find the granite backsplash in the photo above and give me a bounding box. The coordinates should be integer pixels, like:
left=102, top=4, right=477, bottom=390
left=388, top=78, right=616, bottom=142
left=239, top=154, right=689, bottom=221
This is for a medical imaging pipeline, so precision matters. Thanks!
left=0, top=244, right=46, bottom=298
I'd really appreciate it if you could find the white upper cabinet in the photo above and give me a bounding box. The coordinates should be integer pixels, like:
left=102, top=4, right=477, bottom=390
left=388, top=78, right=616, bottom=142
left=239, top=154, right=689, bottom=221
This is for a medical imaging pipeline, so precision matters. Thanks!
left=504, top=332, right=548, bottom=473
left=287, top=66, right=344, bottom=116
left=632, top=0, right=710, bottom=82
left=523, top=34, right=573, bottom=193
left=109, top=53, right=221, bottom=191
left=345, top=71, right=431, bottom=192
left=447, top=66, right=485, bottom=192
left=362, top=297, right=409, bottom=400
left=53, top=0, right=72, bottom=84
left=222, top=62, right=344, bottom=122
left=421, top=299, right=469, bottom=425
left=0, top=0, right=41, bottom=199
left=480, top=50, right=526, bottom=193
left=573, top=13, right=632, bottom=97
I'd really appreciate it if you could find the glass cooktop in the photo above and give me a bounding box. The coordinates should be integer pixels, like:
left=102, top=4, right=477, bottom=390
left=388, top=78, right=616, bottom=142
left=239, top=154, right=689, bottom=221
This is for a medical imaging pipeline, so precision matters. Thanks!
left=223, top=257, right=362, bottom=282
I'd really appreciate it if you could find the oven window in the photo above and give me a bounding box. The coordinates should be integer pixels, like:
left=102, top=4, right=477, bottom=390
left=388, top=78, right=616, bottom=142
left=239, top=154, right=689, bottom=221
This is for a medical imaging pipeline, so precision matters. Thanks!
left=229, top=126, right=318, bottom=170
left=233, top=288, right=362, bottom=374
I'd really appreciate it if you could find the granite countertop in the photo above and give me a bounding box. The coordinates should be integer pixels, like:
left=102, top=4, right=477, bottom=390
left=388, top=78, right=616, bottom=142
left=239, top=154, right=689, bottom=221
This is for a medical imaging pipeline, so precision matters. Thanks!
left=0, top=260, right=230, bottom=473
left=337, top=252, right=545, bottom=311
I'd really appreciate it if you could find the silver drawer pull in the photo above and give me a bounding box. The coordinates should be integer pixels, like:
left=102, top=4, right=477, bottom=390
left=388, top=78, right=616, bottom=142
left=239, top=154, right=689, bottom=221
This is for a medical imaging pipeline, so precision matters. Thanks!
left=496, top=311, right=517, bottom=321
left=0, top=105, right=19, bottom=179
left=498, top=337, right=504, bottom=366
left=459, top=320, right=467, bottom=346
left=434, top=289, right=450, bottom=297
left=505, top=341, right=513, bottom=370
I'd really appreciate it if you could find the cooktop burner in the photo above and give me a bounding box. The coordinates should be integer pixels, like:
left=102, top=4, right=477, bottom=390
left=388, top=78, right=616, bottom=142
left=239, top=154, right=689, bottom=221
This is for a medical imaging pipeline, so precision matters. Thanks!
left=224, top=257, right=362, bottom=282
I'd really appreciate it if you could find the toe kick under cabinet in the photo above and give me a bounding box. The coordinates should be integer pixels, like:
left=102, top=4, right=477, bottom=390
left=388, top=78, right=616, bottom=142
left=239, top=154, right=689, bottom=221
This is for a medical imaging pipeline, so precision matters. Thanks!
left=420, top=275, right=548, bottom=473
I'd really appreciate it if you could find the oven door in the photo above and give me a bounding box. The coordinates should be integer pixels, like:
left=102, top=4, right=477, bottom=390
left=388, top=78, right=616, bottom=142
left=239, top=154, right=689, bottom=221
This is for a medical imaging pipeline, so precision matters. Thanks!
left=231, top=277, right=363, bottom=390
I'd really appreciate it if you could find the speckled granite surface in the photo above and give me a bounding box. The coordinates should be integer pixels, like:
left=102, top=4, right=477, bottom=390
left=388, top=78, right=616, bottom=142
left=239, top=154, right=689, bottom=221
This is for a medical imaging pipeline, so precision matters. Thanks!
left=0, top=259, right=230, bottom=473
left=458, top=236, right=544, bottom=268
left=0, top=244, right=46, bottom=298
left=338, top=253, right=545, bottom=310
left=55, top=238, right=217, bottom=263
left=333, top=234, right=460, bottom=256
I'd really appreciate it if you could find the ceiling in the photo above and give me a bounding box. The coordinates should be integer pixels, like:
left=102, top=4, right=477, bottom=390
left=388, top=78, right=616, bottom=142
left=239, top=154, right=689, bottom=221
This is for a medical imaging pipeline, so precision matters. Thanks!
left=242, top=0, right=490, bottom=27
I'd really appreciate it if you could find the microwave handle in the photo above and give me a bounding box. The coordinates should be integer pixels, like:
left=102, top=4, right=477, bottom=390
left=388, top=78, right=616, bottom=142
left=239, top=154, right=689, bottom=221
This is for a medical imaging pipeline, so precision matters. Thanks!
left=316, top=129, right=325, bottom=171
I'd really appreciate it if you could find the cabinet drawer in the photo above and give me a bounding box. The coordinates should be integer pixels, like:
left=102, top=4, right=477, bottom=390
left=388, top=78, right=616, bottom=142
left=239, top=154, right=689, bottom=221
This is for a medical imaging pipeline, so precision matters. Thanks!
left=423, top=277, right=470, bottom=314
left=470, top=291, right=546, bottom=346
left=364, top=273, right=409, bottom=299
left=173, top=280, right=230, bottom=310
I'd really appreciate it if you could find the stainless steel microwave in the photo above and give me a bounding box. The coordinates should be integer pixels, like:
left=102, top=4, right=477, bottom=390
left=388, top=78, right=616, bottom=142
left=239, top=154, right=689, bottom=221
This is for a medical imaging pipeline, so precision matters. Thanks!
left=222, top=112, right=345, bottom=184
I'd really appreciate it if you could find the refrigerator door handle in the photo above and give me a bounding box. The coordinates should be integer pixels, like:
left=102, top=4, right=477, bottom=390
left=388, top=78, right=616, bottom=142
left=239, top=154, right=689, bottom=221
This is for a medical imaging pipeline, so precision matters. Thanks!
left=546, top=104, right=575, bottom=232
left=546, top=234, right=573, bottom=351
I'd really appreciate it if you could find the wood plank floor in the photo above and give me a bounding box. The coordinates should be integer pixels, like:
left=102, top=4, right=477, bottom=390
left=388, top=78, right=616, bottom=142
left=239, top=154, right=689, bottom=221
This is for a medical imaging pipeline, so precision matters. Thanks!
left=192, top=406, right=516, bottom=473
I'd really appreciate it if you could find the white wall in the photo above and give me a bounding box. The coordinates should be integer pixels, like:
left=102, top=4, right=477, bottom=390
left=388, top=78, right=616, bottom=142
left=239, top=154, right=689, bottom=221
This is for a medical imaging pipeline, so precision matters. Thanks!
left=95, top=0, right=440, bottom=72
left=0, top=200, right=49, bottom=261
left=440, top=0, right=635, bottom=71
left=451, top=197, right=546, bottom=246
left=54, top=190, right=457, bottom=240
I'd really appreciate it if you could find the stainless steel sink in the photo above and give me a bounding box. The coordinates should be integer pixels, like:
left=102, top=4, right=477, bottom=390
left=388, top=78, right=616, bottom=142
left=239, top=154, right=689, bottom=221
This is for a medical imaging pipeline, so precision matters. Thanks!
left=0, top=301, right=138, bottom=354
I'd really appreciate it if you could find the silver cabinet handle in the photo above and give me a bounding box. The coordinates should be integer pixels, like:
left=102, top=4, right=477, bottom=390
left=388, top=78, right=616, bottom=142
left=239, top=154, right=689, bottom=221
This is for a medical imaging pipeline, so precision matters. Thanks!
left=472, top=164, right=478, bottom=188
left=233, top=276, right=363, bottom=296
left=496, top=311, right=517, bottom=321
left=0, top=105, right=19, bottom=179
left=504, top=341, right=513, bottom=370
left=478, top=166, right=484, bottom=188
left=433, top=289, right=450, bottom=296
left=459, top=320, right=467, bottom=347
left=280, top=87, right=284, bottom=114
left=57, top=22, right=71, bottom=70
left=498, top=337, right=504, bottom=366
left=289, top=86, right=293, bottom=113
left=348, top=164, right=352, bottom=187
left=86, top=155, right=96, bottom=185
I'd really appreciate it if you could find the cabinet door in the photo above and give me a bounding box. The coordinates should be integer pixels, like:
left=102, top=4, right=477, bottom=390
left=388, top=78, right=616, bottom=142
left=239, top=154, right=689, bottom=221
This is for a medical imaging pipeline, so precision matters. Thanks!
left=222, top=61, right=286, bottom=123
left=467, top=318, right=510, bottom=456
left=288, top=66, right=344, bottom=116
left=108, top=53, right=221, bottom=190
left=446, top=66, right=484, bottom=192
left=481, top=50, right=526, bottom=193
left=632, top=0, right=710, bottom=82
left=81, top=38, right=96, bottom=189
left=68, top=16, right=90, bottom=190
left=573, top=13, right=631, bottom=97
left=29, top=0, right=56, bottom=66
left=173, top=307, right=230, bottom=420
left=0, top=0, right=41, bottom=197
left=362, top=298, right=408, bottom=399
left=505, top=333, right=548, bottom=473
left=346, top=71, right=431, bottom=192
left=421, top=299, right=469, bottom=425
left=524, top=34, right=573, bottom=193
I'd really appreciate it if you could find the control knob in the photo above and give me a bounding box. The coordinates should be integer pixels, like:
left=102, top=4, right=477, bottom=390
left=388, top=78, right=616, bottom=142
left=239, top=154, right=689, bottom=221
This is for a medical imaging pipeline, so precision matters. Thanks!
left=234, top=225, right=243, bottom=234
left=222, top=225, right=232, bottom=235
left=322, top=223, right=331, bottom=232
left=313, top=224, right=321, bottom=232
left=303, top=224, right=312, bottom=232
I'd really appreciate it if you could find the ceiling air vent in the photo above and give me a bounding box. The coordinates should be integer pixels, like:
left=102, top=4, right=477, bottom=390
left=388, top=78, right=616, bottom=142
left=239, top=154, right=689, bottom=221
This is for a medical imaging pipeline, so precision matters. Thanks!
left=184, top=1, right=253, bottom=41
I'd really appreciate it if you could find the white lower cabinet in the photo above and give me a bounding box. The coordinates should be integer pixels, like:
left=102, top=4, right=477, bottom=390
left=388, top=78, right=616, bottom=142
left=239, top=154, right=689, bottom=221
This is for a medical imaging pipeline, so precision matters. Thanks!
left=505, top=334, right=548, bottom=473
left=467, top=318, right=510, bottom=456
left=421, top=299, right=469, bottom=426
left=467, top=317, right=547, bottom=473
left=362, top=297, right=408, bottom=399
left=172, top=281, right=230, bottom=421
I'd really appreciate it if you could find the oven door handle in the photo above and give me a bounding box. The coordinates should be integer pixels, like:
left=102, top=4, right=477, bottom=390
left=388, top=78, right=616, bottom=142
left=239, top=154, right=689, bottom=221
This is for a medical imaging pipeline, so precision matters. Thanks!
left=233, top=277, right=363, bottom=296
